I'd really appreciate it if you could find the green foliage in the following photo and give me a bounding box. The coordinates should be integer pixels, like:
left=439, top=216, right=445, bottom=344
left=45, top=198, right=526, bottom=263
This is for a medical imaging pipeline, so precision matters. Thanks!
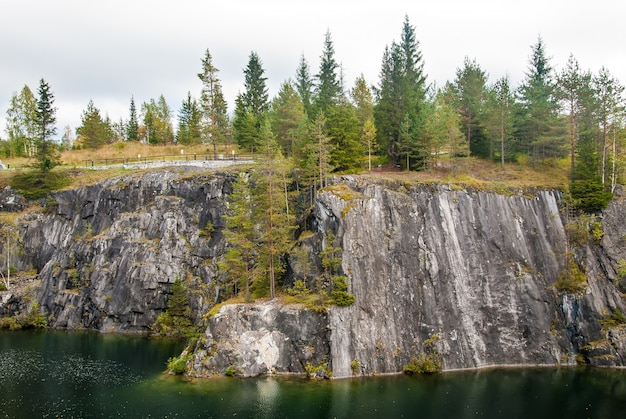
left=10, top=170, right=71, bottom=200
left=224, top=365, right=238, bottom=377
left=403, top=335, right=442, bottom=375
left=555, top=254, right=587, bottom=294
left=167, top=354, right=190, bottom=375
left=76, top=99, right=115, bottom=149
left=305, top=361, right=332, bottom=379
left=176, top=92, right=203, bottom=145
left=0, top=302, right=47, bottom=330
left=152, top=277, right=196, bottom=338
left=350, top=359, right=361, bottom=375
left=331, top=275, right=355, bottom=306
left=34, top=79, right=61, bottom=172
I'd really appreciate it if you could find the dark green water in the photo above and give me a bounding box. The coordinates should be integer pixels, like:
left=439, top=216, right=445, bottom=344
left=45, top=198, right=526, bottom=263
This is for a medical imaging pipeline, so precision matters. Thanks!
left=1, top=330, right=626, bottom=418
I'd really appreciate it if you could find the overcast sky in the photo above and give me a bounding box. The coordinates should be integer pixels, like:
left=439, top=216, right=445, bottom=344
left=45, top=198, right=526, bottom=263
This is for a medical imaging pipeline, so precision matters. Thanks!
left=1, top=0, right=625, bottom=140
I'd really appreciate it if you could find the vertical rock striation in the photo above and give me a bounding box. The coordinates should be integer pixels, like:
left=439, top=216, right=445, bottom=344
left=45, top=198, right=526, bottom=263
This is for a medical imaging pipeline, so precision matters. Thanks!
left=1, top=170, right=625, bottom=377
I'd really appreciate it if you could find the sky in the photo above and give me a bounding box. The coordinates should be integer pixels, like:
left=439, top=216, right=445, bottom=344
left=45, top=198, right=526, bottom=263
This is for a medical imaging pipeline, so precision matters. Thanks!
left=1, top=0, right=625, bottom=140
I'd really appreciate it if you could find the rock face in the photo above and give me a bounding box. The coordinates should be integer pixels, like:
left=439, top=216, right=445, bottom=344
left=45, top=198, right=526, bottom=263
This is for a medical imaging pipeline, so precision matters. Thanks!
left=188, top=302, right=329, bottom=377
left=14, top=168, right=233, bottom=332
left=192, top=177, right=626, bottom=378
left=1, top=170, right=625, bottom=377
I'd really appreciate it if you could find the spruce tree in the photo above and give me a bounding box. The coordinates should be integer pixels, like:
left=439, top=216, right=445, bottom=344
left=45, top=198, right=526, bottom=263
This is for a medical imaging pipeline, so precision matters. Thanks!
left=233, top=51, right=269, bottom=151
left=313, top=30, right=342, bottom=115
left=198, top=49, right=229, bottom=157
left=516, top=36, right=562, bottom=163
left=176, top=91, right=202, bottom=145
left=374, top=15, right=427, bottom=167
left=34, top=78, right=60, bottom=172
left=76, top=99, right=111, bottom=149
left=126, top=96, right=139, bottom=142
left=295, top=54, right=314, bottom=118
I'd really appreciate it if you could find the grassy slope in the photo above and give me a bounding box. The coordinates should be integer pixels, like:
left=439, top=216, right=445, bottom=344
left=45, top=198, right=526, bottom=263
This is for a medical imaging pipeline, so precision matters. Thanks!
left=0, top=143, right=570, bottom=194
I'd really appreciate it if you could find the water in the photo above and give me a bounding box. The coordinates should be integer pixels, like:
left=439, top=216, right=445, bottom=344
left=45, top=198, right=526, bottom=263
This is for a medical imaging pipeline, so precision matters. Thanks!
left=1, top=330, right=625, bottom=418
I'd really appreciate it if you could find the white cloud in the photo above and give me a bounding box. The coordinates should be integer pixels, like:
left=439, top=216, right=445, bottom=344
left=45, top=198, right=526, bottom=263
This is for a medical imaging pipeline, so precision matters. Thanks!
left=1, top=0, right=625, bottom=140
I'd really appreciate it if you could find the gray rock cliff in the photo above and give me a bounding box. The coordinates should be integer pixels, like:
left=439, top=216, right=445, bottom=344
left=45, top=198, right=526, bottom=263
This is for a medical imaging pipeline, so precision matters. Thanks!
left=1, top=170, right=625, bottom=377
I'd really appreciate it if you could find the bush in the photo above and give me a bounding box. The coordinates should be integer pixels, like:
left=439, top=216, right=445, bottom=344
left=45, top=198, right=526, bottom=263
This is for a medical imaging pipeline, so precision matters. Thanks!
left=403, top=335, right=442, bottom=375
left=10, top=170, right=71, bottom=200
left=224, top=365, right=238, bottom=377
left=555, top=254, right=587, bottom=294
left=331, top=276, right=355, bottom=306
left=167, top=355, right=190, bottom=375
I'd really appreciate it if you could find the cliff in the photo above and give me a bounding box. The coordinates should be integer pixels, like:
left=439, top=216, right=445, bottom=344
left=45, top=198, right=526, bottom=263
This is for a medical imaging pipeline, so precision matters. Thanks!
left=1, top=169, right=625, bottom=378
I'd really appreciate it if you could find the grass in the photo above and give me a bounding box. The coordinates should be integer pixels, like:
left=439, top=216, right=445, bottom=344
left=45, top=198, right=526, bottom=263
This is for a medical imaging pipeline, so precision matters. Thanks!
left=363, top=156, right=570, bottom=191
left=1, top=146, right=571, bottom=201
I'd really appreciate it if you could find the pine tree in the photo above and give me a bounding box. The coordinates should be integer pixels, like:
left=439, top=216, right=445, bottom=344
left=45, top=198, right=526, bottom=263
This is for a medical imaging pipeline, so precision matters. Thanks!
left=516, top=36, right=562, bottom=163
left=374, top=15, right=427, bottom=167
left=557, top=55, right=592, bottom=174
left=198, top=49, right=229, bottom=157
left=295, top=54, right=314, bottom=118
left=34, top=78, right=60, bottom=172
left=220, top=172, right=257, bottom=301
left=487, top=76, right=515, bottom=168
left=126, top=96, right=139, bottom=142
left=453, top=57, right=489, bottom=157
left=313, top=30, right=342, bottom=115
left=176, top=91, right=202, bottom=145
left=593, top=67, right=625, bottom=186
left=270, top=80, right=307, bottom=156
left=76, top=99, right=110, bottom=149
left=351, top=75, right=377, bottom=171
left=233, top=51, right=269, bottom=151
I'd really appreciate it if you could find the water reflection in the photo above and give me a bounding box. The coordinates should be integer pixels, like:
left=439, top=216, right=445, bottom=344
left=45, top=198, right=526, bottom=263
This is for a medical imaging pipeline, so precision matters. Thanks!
left=1, top=331, right=626, bottom=418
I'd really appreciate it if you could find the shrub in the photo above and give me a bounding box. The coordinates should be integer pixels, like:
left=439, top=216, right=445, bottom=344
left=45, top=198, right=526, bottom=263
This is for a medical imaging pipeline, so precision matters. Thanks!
left=403, top=335, right=442, bottom=375
left=305, top=361, right=332, bottom=379
left=331, top=276, right=355, bottom=306
left=10, top=170, right=71, bottom=200
left=555, top=254, right=587, bottom=295
left=350, top=359, right=361, bottom=375
left=224, top=365, right=238, bottom=377
left=167, top=355, right=190, bottom=375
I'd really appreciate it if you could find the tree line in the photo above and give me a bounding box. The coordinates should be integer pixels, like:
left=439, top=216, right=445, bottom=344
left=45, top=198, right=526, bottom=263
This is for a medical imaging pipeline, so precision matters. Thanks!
left=2, top=15, right=625, bottom=302
left=3, top=16, right=626, bottom=210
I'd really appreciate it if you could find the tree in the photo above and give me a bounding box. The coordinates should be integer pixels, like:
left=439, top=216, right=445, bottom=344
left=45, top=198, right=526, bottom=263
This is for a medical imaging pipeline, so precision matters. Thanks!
left=516, top=36, right=562, bottom=163
left=176, top=91, right=202, bottom=145
left=255, top=120, right=295, bottom=299
left=76, top=99, right=112, bottom=149
left=152, top=277, right=194, bottom=338
left=220, top=172, right=257, bottom=302
left=126, top=96, right=139, bottom=142
left=486, top=76, right=515, bottom=168
left=198, top=49, right=230, bottom=157
left=326, top=101, right=363, bottom=171
left=34, top=78, right=60, bottom=172
left=141, top=95, right=174, bottom=145
left=295, top=54, right=314, bottom=118
left=233, top=51, right=269, bottom=151
left=351, top=74, right=378, bottom=170
left=593, top=67, right=625, bottom=186
left=452, top=57, right=489, bottom=157
left=4, top=85, right=38, bottom=157
left=374, top=15, right=427, bottom=167
left=557, top=55, right=598, bottom=175
left=313, top=30, right=342, bottom=115
left=270, top=80, right=307, bottom=156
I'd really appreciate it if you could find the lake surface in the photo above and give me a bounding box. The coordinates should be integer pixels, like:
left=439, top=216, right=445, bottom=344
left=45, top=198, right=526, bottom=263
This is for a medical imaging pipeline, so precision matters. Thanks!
left=1, top=330, right=625, bottom=418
